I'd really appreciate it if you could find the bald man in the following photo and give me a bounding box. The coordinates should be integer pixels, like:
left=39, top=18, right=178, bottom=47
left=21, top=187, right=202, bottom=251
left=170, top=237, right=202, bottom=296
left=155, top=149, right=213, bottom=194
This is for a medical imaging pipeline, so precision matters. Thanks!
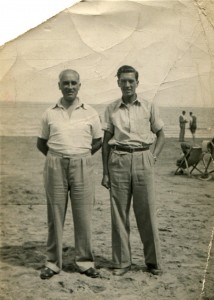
left=37, top=69, right=102, bottom=279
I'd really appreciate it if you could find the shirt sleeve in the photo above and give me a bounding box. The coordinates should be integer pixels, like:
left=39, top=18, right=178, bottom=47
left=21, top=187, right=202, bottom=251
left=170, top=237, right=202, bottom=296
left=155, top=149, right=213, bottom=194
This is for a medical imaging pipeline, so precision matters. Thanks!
left=38, top=111, right=50, bottom=140
left=102, top=106, right=114, bottom=134
left=150, top=102, right=164, bottom=133
left=91, top=113, right=103, bottom=139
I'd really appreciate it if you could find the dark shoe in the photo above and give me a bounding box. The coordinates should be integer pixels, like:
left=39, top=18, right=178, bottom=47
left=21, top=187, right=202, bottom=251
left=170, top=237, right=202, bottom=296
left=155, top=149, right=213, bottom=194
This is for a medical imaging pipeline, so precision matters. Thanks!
left=40, top=267, right=57, bottom=280
left=113, top=266, right=131, bottom=276
left=146, top=264, right=162, bottom=275
left=81, top=267, right=100, bottom=278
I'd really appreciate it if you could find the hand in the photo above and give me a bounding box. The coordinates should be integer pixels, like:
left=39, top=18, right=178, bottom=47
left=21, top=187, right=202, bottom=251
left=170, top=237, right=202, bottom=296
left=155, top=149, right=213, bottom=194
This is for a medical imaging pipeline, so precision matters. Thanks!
left=101, top=174, right=111, bottom=189
left=153, top=155, right=157, bottom=163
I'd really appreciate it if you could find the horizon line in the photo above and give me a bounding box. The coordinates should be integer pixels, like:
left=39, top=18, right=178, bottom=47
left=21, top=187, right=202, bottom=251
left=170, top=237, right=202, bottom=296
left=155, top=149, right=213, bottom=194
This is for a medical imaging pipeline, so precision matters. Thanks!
left=0, top=100, right=213, bottom=109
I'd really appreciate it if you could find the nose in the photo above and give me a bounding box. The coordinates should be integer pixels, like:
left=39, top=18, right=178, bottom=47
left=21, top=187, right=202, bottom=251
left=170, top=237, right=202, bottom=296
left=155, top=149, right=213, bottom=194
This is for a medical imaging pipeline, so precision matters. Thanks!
left=124, top=80, right=131, bottom=87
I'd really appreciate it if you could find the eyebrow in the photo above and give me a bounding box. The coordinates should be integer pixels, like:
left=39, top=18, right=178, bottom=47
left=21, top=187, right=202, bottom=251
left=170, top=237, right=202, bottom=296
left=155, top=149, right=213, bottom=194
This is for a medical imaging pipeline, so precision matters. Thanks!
left=120, top=79, right=135, bottom=82
left=62, top=80, right=78, bottom=85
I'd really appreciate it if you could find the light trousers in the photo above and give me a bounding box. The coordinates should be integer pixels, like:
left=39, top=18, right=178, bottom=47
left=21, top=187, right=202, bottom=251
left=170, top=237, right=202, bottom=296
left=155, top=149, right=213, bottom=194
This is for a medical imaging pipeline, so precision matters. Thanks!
left=108, top=149, right=161, bottom=269
left=43, top=151, right=94, bottom=273
left=179, top=126, right=185, bottom=142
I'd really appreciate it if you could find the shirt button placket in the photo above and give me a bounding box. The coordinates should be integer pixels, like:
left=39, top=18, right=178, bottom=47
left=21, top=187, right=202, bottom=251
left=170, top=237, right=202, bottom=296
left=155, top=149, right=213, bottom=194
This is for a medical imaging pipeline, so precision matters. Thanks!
left=129, top=107, right=135, bottom=133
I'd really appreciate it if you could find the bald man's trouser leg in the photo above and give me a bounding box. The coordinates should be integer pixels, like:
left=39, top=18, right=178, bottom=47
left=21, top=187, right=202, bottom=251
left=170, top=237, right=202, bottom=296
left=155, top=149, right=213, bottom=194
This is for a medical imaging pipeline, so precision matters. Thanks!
left=109, top=150, right=161, bottom=270
left=44, top=152, right=94, bottom=273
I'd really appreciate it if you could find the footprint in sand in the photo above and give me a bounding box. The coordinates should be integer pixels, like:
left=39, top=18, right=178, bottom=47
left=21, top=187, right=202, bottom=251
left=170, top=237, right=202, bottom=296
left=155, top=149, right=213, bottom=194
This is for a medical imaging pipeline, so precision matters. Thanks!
left=89, top=285, right=106, bottom=293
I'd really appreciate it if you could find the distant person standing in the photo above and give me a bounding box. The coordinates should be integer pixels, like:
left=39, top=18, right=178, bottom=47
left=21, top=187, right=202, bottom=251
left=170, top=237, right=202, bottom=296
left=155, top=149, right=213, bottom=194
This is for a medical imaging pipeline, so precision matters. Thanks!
left=189, top=112, right=197, bottom=144
left=179, top=110, right=188, bottom=142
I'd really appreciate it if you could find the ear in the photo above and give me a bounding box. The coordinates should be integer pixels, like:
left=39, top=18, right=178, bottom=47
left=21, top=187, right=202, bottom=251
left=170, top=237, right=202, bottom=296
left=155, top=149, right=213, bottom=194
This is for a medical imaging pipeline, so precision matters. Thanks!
left=117, top=80, right=120, bottom=87
left=58, top=82, right=61, bottom=90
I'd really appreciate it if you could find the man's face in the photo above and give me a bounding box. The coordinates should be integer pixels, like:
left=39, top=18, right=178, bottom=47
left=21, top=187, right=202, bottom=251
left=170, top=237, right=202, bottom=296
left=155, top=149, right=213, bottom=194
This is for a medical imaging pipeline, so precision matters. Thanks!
left=58, top=71, right=81, bottom=101
left=118, top=72, right=139, bottom=98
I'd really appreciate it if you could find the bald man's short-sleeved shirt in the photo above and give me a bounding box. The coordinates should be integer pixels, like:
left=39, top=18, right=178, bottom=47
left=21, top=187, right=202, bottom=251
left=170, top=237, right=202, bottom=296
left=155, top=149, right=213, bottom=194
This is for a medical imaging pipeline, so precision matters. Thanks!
left=39, top=99, right=102, bottom=155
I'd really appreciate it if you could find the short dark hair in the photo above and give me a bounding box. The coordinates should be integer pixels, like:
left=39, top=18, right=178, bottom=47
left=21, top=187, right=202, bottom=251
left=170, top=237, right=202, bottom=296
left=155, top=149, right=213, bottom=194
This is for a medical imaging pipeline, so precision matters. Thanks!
left=182, top=110, right=186, bottom=114
left=116, top=65, right=139, bottom=81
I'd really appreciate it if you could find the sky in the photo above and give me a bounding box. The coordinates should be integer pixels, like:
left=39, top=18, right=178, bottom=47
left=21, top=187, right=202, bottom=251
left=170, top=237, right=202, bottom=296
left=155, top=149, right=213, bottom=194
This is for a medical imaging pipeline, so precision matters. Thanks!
left=0, top=0, right=78, bottom=46
left=0, top=0, right=213, bottom=107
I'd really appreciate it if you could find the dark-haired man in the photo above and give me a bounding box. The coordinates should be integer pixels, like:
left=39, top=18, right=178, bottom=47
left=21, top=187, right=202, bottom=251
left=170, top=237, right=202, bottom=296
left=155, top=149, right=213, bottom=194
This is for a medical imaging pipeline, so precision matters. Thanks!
left=37, top=69, right=102, bottom=279
left=189, top=112, right=197, bottom=144
left=102, top=65, right=165, bottom=276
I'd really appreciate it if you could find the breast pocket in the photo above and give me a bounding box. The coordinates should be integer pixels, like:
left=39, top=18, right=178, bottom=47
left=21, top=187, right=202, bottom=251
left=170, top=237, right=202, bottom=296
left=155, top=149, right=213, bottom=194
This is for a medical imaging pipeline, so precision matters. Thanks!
left=136, top=115, right=150, bottom=134
left=71, top=119, right=92, bottom=135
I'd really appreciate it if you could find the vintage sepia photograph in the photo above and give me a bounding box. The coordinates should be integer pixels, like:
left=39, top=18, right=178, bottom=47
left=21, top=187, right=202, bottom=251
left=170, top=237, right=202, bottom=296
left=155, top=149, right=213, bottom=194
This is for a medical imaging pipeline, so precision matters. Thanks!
left=0, top=0, right=214, bottom=299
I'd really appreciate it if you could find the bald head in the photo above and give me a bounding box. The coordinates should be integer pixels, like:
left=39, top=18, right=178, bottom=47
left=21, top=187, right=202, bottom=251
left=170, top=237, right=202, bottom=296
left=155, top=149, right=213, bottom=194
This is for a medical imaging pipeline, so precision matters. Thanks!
left=58, top=69, right=81, bottom=102
left=59, top=69, right=80, bottom=82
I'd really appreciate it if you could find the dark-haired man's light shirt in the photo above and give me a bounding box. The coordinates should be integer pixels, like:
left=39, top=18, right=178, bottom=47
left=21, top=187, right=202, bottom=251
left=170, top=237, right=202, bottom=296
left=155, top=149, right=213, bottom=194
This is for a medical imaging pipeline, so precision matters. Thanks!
left=103, top=97, right=164, bottom=147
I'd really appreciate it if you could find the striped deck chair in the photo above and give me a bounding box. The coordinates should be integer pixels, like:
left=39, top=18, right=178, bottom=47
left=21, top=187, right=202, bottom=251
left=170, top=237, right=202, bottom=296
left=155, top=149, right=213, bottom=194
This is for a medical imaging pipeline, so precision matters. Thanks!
left=175, top=146, right=203, bottom=177
left=199, top=139, right=214, bottom=180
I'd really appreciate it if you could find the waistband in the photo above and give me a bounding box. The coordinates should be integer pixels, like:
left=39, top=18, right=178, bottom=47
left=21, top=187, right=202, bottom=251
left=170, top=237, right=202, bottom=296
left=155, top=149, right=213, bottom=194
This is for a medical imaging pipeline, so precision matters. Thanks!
left=111, top=145, right=149, bottom=153
left=48, top=150, right=91, bottom=158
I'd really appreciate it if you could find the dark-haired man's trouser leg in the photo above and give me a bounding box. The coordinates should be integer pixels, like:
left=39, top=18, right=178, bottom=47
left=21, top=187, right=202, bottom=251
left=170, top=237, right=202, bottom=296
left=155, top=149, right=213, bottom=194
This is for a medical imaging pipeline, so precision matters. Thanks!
left=44, top=152, right=94, bottom=273
left=109, top=150, right=162, bottom=270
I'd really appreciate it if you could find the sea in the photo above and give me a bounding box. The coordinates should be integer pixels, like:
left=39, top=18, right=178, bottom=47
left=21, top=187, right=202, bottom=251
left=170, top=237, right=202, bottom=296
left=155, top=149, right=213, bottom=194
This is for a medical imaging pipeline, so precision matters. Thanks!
left=0, top=101, right=214, bottom=139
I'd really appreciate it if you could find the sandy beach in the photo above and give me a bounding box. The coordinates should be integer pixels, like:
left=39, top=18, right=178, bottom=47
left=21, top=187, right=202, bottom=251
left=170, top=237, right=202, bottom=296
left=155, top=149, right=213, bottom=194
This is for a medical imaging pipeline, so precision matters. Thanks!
left=0, top=136, right=213, bottom=300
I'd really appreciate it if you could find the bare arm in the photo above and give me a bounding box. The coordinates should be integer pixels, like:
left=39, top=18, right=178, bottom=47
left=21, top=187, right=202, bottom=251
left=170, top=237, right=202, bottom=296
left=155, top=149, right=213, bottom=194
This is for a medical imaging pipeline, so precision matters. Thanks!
left=91, top=138, right=102, bottom=155
left=101, top=130, right=113, bottom=189
left=152, top=128, right=165, bottom=159
left=37, top=137, right=49, bottom=156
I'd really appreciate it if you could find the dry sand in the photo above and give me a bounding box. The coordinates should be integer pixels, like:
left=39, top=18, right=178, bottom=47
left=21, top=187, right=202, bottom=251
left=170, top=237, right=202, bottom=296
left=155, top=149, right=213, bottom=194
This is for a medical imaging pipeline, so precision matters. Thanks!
left=0, top=136, right=214, bottom=300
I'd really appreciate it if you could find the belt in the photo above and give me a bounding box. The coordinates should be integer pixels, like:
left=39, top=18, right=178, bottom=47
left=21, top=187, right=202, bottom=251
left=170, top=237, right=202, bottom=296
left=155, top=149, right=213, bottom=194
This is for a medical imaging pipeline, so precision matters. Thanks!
left=111, top=145, right=149, bottom=153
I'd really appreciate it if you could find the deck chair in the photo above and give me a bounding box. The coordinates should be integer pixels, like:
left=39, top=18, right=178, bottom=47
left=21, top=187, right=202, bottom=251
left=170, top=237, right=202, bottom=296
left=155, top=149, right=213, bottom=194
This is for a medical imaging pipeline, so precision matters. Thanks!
left=199, top=139, right=214, bottom=180
left=175, top=145, right=203, bottom=177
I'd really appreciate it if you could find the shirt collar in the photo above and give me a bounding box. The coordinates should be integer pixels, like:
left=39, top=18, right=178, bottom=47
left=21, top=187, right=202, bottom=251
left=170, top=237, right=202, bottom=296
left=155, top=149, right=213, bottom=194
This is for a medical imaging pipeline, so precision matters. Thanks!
left=118, top=95, right=142, bottom=108
left=52, top=97, right=87, bottom=110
